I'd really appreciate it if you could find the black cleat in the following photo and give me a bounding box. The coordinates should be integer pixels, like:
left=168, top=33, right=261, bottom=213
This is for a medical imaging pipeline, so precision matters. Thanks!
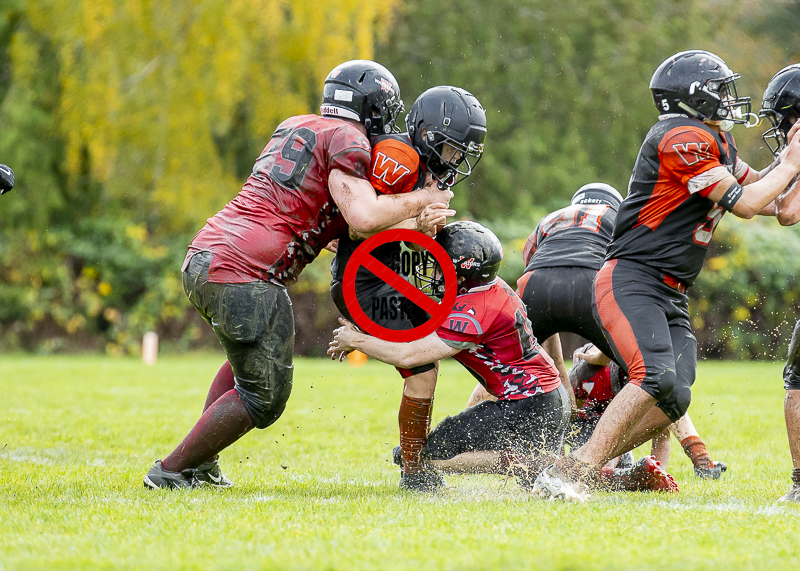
left=694, top=461, right=727, bottom=480
left=392, top=445, right=402, bottom=467
left=196, top=458, right=234, bottom=488
left=399, top=469, right=444, bottom=493
left=143, top=459, right=201, bottom=490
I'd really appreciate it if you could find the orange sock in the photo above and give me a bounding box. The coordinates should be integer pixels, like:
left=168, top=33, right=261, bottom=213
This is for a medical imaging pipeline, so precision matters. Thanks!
left=398, top=395, right=433, bottom=474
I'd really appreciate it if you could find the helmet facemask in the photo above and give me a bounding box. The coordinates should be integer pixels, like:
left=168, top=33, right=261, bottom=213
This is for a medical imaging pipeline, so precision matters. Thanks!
left=413, top=256, right=446, bottom=299
left=761, top=107, right=799, bottom=157
left=687, top=75, right=754, bottom=131
left=424, top=131, right=484, bottom=189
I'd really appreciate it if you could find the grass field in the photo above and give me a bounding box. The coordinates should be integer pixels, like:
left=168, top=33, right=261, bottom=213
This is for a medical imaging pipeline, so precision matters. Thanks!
left=1, top=354, right=799, bottom=570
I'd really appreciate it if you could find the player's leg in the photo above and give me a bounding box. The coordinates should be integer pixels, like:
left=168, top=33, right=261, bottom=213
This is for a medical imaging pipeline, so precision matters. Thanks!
left=203, top=360, right=235, bottom=412
left=542, top=334, right=575, bottom=409
left=397, top=364, right=438, bottom=490
left=465, top=383, right=496, bottom=408
left=650, top=430, right=670, bottom=466
left=572, top=262, right=677, bottom=469
left=428, top=386, right=570, bottom=479
left=602, top=312, right=696, bottom=460
left=781, top=319, right=800, bottom=501
left=669, top=413, right=728, bottom=479
left=146, top=256, right=294, bottom=488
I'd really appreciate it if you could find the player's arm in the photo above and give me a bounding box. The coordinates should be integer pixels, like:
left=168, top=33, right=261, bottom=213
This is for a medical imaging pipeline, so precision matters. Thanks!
left=706, top=122, right=800, bottom=219
left=329, top=170, right=453, bottom=234
left=542, top=334, right=576, bottom=411
left=349, top=202, right=455, bottom=240
left=328, top=317, right=459, bottom=368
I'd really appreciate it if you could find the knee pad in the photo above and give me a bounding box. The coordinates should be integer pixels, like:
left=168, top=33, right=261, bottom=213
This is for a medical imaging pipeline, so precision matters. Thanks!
left=641, top=367, right=676, bottom=402
left=657, top=384, right=691, bottom=423
left=784, top=364, right=800, bottom=391
left=235, top=361, right=294, bottom=429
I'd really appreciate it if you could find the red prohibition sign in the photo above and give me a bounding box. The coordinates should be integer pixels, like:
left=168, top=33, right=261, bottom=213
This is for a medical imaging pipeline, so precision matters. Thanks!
left=343, top=229, right=457, bottom=342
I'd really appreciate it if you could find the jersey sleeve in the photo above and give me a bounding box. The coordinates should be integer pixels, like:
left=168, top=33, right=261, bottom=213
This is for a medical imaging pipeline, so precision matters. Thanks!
left=437, top=312, right=484, bottom=350
left=522, top=225, right=541, bottom=266
left=369, top=138, right=420, bottom=195
left=329, top=124, right=372, bottom=180
left=659, top=127, right=725, bottom=196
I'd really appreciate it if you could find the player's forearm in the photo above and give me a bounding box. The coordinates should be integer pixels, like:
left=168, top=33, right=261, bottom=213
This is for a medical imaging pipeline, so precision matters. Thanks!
left=733, top=162, right=800, bottom=219
left=348, top=333, right=426, bottom=368
left=776, top=177, right=800, bottom=226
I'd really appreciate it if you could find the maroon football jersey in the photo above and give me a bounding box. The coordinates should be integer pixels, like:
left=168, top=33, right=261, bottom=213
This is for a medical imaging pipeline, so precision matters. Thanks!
left=607, top=116, right=750, bottom=286
left=436, top=279, right=561, bottom=400
left=523, top=203, right=617, bottom=271
left=186, top=115, right=371, bottom=285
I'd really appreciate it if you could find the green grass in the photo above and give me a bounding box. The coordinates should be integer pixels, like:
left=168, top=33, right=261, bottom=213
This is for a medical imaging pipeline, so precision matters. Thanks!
left=1, top=355, right=798, bottom=570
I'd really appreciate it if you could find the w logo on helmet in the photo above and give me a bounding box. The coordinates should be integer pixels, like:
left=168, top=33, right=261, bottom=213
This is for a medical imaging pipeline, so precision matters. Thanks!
left=375, top=77, right=393, bottom=93
left=460, top=257, right=478, bottom=269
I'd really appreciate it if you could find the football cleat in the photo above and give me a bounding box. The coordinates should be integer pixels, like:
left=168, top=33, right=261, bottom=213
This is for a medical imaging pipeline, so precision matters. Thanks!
left=392, top=445, right=403, bottom=467
left=399, top=468, right=445, bottom=493
left=143, top=459, right=201, bottom=490
left=602, top=455, right=679, bottom=493
left=531, top=466, right=591, bottom=502
left=694, top=460, right=728, bottom=480
left=778, top=484, right=800, bottom=503
left=196, top=458, right=234, bottom=488
left=615, top=451, right=635, bottom=469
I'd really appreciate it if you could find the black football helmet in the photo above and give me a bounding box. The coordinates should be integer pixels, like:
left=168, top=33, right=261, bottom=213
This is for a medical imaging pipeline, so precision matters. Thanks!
left=649, top=50, right=752, bottom=131
left=406, top=86, right=487, bottom=188
left=416, top=221, right=502, bottom=297
left=320, top=60, right=404, bottom=136
left=570, top=182, right=624, bottom=210
left=760, top=64, right=800, bottom=157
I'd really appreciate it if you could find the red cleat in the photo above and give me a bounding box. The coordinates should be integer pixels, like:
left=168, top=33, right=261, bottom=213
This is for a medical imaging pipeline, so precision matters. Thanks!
left=601, top=455, right=679, bottom=493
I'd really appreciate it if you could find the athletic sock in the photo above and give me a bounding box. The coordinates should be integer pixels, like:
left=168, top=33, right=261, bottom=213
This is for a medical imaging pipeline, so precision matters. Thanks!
left=162, top=389, right=255, bottom=472
left=203, top=360, right=235, bottom=412
left=398, top=395, right=433, bottom=474
left=792, top=468, right=800, bottom=486
left=681, top=435, right=712, bottom=469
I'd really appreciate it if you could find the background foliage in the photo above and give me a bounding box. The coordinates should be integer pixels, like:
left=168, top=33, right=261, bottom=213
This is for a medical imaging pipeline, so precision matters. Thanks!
left=1, top=0, right=800, bottom=358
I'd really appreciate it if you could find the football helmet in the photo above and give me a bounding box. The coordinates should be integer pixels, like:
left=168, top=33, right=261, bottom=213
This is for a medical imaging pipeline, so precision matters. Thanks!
left=570, top=182, right=624, bottom=210
left=320, top=60, right=404, bottom=136
left=759, top=64, right=800, bottom=156
left=406, top=86, right=487, bottom=188
left=649, top=50, right=752, bottom=131
left=416, top=221, right=502, bottom=297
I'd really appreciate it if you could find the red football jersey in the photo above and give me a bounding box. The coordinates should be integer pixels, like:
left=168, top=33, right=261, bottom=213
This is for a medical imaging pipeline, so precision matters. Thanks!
left=186, top=115, right=371, bottom=286
left=436, top=279, right=561, bottom=400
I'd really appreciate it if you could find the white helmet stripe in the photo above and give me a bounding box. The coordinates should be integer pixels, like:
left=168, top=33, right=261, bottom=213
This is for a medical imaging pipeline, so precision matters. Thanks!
left=320, top=104, right=361, bottom=122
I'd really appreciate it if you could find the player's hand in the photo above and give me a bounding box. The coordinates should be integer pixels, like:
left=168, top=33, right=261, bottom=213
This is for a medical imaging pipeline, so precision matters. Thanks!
left=328, top=317, right=359, bottom=362
left=783, top=126, right=800, bottom=172
left=787, top=119, right=800, bottom=145
left=0, top=164, right=14, bottom=195
left=415, top=203, right=456, bottom=236
left=422, top=178, right=454, bottom=206
left=324, top=239, right=339, bottom=254
left=573, top=345, right=612, bottom=366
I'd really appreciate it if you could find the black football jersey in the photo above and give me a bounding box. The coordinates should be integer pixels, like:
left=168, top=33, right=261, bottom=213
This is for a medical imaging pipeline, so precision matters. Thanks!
left=523, top=203, right=617, bottom=272
left=606, top=116, right=747, bottom=286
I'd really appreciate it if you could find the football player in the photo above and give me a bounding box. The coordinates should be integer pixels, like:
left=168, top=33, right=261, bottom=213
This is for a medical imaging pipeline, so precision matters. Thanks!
left=758, top=63, right=800, bottom=502
left=143, top=60, right=455, bottom=489
left=565, top=344, right=727, bottom=479
left=329, top=86, right=487, bottom=492
left=328, top=221, right=571, bottom=491
left=476, top=182, right=625, bottom=412
left=0, top=164, right=14, bottom=195
left=535, top=50, right=800, bottom=499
